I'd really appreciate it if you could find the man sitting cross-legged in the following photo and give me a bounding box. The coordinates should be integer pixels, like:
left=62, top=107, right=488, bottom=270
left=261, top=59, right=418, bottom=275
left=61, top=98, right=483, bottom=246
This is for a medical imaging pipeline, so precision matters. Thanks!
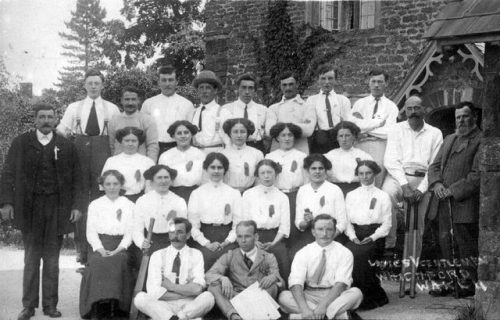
left=134, top=217, right=215, bottom=320
left=206, top=220, right=281, bottom=320
left=279, top=214, right=363, bottom=319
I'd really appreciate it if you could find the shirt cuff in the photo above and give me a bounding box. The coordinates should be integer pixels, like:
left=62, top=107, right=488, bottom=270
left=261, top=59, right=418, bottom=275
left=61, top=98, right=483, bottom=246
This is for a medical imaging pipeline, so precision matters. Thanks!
left=149, top=287, right=167, bottom=301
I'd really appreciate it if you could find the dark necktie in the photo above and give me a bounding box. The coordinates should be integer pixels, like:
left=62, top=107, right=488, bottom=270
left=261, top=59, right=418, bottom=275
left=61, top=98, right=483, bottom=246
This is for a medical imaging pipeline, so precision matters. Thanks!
left=243, top=253, right=253, bottom=269
left=85, top=101, right=100, bottom=136
left=172, top=252, right=181, bottom=284
left=244, top=104, right=248, bottom=119
left=198, top=105, right=206, bottom=131
left=372, top=97, right=380, bottom=119
left=324, top=92, right=334, bottom=128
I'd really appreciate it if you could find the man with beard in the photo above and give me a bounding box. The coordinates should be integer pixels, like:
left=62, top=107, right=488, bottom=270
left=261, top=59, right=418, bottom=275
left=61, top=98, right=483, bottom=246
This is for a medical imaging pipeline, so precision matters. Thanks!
left=1, top=104, right=84, bottom=320
left=134, top=217, right=215, bottom=320
left=108, top=86, right=159, bottom=161
left=382, top=95, right=443, bottom=258
left=142, top=65, right=195, bottom=155
left=427, top=102, right=481, bottom=297
left=266, top=72, right=316, bottom=154
left=192, top=70, right=231, bottom=153
left=306, top=64, right=351, bottom=154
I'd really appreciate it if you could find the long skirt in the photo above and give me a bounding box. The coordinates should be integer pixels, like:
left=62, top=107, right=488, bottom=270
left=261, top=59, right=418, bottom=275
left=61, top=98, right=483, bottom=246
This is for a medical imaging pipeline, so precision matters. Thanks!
left=195, top=223, right=237, bottom=271
left=170, top=185, right=198, bottom=204
left=80, top=234, right=132, bottom=318
left=257, top=228, right=290, bottom=282
left=344, top=224, right=388, bottom=310
left=284, top=190, right=303, bottom=262
left=128, top=231, right=170, bottom=271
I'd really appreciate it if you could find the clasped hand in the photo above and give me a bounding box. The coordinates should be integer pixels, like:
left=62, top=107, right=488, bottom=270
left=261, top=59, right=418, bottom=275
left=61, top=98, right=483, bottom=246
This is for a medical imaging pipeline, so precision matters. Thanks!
left=97, top=246, right=125, bottom=257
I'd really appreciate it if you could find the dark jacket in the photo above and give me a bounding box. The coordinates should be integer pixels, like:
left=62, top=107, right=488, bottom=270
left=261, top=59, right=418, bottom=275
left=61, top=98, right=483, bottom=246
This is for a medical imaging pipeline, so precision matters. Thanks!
left=428, top=127, right=481, bottom=223
left=0, top=130, right=84, bottom=234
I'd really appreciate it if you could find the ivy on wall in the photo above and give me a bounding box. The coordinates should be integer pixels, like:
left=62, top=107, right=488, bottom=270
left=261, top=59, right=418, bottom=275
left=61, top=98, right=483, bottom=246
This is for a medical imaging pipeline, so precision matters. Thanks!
left=253, top=0, right=350, bottom=105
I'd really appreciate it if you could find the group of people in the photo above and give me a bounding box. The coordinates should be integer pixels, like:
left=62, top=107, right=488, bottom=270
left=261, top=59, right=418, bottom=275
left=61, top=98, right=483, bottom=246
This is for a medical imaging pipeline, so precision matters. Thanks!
left=0, top=62, right=481, bottom=320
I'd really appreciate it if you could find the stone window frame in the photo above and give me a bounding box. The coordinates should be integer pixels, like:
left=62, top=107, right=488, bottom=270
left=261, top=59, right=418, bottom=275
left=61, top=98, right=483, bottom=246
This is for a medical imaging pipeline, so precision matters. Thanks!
left=305, top=1, right=381, bottom=31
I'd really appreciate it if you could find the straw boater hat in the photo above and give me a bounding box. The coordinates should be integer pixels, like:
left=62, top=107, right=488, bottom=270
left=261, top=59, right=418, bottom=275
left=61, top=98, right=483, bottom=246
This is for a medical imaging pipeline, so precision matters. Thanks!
left=192, top=70, right=222, bottom=90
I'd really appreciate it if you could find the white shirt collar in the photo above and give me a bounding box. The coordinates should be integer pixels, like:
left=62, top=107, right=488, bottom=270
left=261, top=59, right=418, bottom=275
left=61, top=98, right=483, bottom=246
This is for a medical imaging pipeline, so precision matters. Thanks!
left=370, top=94, right=385, bottom=101
left=258, top=184, right=276, bottom=194
left=238, top=98, right=254, bottom=107
left=404, top=120, right=428, bottom=133
left=36, top=130, right=53, bottom=145
left=320, top=89, right=336, bottom=96
left=209, top=180, right=224, bottom=188
left=200, top=100, right=218, bottom=109
left=241, top=246, right=258, bottom=261
left=84, top=96, right=103, bottom=104
left=360, top=183, right=376, bottom=191
left=280, top=94, right=304, bottom=105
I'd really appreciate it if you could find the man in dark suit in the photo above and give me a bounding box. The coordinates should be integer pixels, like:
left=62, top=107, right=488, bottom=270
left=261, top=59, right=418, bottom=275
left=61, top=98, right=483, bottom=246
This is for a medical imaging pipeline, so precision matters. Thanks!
left=0, top=104, right=84, bottom=320
left=428, top=101, right=481, bottom=297
left=205, top=220, right=281, bottom=320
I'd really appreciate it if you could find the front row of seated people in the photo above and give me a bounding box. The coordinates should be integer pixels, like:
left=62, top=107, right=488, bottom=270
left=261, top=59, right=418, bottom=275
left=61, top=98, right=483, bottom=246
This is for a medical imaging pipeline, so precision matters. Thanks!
left=81, top=157, right=390, bottom=319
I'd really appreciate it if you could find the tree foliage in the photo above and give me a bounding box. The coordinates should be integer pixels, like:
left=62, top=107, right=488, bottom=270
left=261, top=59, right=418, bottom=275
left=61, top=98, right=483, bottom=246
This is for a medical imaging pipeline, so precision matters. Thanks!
left=119, top=0, right=205, bottom=84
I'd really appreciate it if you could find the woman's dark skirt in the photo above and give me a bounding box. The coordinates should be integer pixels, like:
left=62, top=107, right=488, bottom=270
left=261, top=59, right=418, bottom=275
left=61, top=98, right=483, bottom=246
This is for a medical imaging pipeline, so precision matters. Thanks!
left=80, top=234, right=132, bottom=319
left=194, top=223, right=237, bottom=271
left=344, top=224, right=388, bottom=310
left=334, top=182, right=360, bottom=197
left=170, top=185, right=198, bottom=204
left=257, top=228, right=290, bottom=282
left=284, top=190, right=306, bottom=262
left=128, top=231, right=171, bottom=271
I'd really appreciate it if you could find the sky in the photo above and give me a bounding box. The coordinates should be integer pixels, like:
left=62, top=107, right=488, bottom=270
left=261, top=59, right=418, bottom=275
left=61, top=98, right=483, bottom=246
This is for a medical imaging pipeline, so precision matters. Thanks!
left=0, top=0, right=124, bottom=95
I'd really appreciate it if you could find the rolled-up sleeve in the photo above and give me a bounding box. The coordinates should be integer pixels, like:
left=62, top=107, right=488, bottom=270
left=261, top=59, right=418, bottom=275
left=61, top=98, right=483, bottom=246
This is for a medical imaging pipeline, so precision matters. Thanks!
left=288, top=250, right=307, bottom=288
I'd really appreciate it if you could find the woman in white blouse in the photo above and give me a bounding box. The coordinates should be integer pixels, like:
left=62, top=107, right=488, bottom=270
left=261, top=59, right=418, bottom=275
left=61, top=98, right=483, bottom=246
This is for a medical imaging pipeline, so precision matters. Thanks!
left=158, top=120, right=205, bottom=203
left=266, top=122, right=307, bottom=255
left=344, top=160, right=391, bottom=310
left=242, top=159, right=291, bottom=280
left=188, top=152, right=241, bottom=271
left=221, top=118, right=264, bottom=193
left=102, top=127, right=155, bottom=202
left=132, top=165, right=188, bottom=256
left=80, top=170, right=134, bottom=319
left=292, top=154, right=347, bottom=258
left=324, top=121, right=373, bottom=196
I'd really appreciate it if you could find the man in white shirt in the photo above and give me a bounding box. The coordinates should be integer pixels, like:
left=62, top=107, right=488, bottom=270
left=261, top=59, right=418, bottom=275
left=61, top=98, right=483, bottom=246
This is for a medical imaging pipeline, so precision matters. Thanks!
left=222, top=73, right=267, bottom=153
left=108, top=86, right=159, bottom=161
left=56, top=69, right=120, bottom=266
left=351, top=69, right=399, bottom=188
left=192, top=70, right=231, bottom=153
left=266, top=72, right=316, bottom=154
left=206, top=220, right=281, bottom=320
left=306, top=64, right=351, bottom=154
left=382, top=95, right=443, bottom=256
left=142, top=65, right=195, bottom=155
left=279, top=214, right=362, bottom=320
left=134, top=217, right=215, bottom=320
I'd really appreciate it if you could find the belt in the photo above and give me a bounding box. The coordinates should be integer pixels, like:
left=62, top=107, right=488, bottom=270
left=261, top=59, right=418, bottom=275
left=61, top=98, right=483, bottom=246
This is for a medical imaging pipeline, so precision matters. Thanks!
left=281, top=187, right=299, bottom=193
left=405, top=170, right=426, bottom=177
left=305, top=285, right=333, bottom=291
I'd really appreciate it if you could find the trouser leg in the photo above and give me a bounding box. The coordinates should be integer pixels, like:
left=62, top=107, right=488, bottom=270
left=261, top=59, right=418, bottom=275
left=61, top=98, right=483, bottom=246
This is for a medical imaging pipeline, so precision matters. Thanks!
left=22, top=232, right=42, bottom=308
left=179, top=292, right=215, bottom=319
left=454, top=223, right=479, bottom=282
left=278, top=290, right=303, bottom=314
left=325, top=288, right=363, bottom=319
left=207, top=283, right=237, bottom=318
left=437, top=201, right=452, bottom=261
left=134, top=292, right=175, bottom=320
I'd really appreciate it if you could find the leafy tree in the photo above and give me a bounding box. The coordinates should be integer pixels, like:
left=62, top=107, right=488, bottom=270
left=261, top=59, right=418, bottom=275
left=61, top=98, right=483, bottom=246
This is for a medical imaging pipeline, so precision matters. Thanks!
left=119, top=0, right=205, bottom=84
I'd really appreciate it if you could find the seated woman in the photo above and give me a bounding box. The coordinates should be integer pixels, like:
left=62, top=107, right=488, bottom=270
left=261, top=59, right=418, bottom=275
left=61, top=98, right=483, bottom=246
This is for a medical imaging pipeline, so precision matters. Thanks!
left=324, top=121, right=373, bottom=196
left=344, top=160, right=391, bottom=310
left=292, top=154, right=347, bottom=258
left=188, top=152, right=242, bottom=271
left=133, top=165, right=187, bottom=255
left=266, top=123, right=307, bottom=256
left=242, top=159, right=291, bottom=281
left=221, top=118, right=264, bottom=193
left=79, top=170, right=134, bottom=319
left=158, top=120, right=205, bottom=203
left=102, top=127, right=155, bottom=202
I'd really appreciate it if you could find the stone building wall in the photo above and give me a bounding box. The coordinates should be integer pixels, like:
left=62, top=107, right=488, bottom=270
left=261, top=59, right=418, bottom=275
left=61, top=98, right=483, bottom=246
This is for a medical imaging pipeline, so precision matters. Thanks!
left=204, top=0, right=452, bottom=103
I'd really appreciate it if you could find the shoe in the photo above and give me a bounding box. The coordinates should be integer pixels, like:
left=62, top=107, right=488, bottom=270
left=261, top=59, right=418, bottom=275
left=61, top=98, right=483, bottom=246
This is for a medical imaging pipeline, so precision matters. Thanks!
left=17, top=307, right=35, bottom=320
left=457, top=286, right=475, bottom=298
left=43, top=307, right=62, bottom=318
left=429, top=285, right=452, bottom=297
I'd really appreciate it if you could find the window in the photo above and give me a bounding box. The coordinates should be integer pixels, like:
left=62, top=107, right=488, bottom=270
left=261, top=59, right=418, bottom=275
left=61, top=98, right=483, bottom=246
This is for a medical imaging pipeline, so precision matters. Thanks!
left=307, top=1, right=378, bottom=31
